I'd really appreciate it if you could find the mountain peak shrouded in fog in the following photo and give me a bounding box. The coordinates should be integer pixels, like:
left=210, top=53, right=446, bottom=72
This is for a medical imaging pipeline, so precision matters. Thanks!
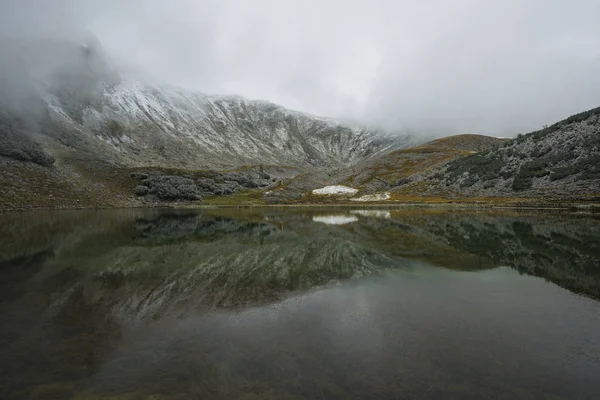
left=1, top=1, right=600, bottom=211
left=2, top=0, right=600, bottom=137
left=0, top=32, right=115, bottom=117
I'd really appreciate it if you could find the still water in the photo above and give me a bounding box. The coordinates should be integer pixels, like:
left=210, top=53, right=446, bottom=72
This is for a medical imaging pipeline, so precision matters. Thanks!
left=1, top=208, right=599, bottom=399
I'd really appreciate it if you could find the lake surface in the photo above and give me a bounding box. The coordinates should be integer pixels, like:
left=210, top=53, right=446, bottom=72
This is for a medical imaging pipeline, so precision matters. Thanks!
left=1, top=208, right=599, bottom=399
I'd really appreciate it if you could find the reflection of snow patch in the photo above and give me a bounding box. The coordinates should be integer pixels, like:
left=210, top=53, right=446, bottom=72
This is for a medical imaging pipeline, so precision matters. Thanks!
left=350, top=192, right=391, bottom=202
left=312, top=215, right=358, bottom=225
left=312, top=185, right=359, bottom=196
left=351, top=210, right=391, bottom=219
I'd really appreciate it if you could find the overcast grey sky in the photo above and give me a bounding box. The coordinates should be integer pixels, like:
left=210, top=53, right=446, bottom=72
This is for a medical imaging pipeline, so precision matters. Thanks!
left=1, top=0, right=600, bottom=135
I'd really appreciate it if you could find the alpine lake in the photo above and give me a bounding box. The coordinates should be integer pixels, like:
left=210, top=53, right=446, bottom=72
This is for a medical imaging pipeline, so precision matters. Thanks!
left=1, top=207, right=599, bottom=400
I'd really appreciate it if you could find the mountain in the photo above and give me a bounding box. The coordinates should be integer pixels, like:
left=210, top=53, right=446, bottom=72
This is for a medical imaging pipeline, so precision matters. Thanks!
left=44, top=82, right=411, bottom=169
left=2, top=37, right=599, bottom=209
left=399, top=107, right=600, bottom=198
left=0, top=38, right=414, bottom=210
left=264, top=115, right=600, bottom=205
left=258, top=133, right=506, bottom=204
left=330, top=134, right=508, bottom=194
left=30, top=39, right=412, bottom=170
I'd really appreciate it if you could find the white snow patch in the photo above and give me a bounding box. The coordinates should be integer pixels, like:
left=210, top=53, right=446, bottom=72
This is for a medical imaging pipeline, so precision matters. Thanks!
left=351, top=210, right=391, bottom=219
left=312, top=185, right=359, bottom=196
left=312, top=215, right=358, bottom=225
left=350, top=192, right=391, bottom=202
left=120, top=135, right=133, bottom=144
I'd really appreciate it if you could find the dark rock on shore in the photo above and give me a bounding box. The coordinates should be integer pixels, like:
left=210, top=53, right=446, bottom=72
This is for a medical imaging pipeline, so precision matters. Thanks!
left=130, top=169, right=274, bottom=203
left=0, top=114, right=55, bottom=167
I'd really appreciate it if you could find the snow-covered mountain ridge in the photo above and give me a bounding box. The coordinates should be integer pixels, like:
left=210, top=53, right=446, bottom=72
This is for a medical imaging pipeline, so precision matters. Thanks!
left=23, top=40, right=414, bottom=170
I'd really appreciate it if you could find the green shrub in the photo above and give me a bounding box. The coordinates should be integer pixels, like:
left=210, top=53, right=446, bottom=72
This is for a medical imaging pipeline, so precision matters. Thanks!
left=512, top=176, right=532, bottom=191
left=531, top=146, right=551, bottom=158
left=395, top=178, right=412, bottom=186
left=550, top=166, right=578, bottom=181
left=134, top=185, right=150, bottom=196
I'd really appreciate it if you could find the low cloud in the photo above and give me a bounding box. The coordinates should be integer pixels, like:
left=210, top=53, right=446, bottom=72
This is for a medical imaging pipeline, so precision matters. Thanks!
left=1, top=0, right=599, bottom=136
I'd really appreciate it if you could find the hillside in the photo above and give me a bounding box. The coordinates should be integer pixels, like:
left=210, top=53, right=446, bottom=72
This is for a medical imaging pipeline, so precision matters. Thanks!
left=417, top=134, right=509, bottom=152
left=397, top=107, right=600, bottom=198
left=44, top=83, right=412, bottom=169
left=0, top=38, right=414, bottom=210
left=257, top=134, right=506, bottom=204
left=24, top=39, right=411, bottom=171
left=2, top=37, right=600, bottom=209
left=331, top=134, right=507, bottom=193
left=262, top=117, right=600, bottom=205
left=258, top=135, right=506, bottom=203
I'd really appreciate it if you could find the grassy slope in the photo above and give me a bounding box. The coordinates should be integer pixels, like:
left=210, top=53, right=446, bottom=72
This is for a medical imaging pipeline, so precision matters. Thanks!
left=3, top=132, right=599, bottom=211
left=0, top=153, right=142, bottom=211
left=422, top=134, right=509, bottom=152
left=154, top=133, right=599, bottom=208
left=333, top=134, right=508, bottom=190
left=0, top=152, right=305, bottom=210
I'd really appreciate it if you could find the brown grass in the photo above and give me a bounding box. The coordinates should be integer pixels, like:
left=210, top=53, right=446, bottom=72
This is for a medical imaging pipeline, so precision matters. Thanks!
left=337, top=134, right=508, bottom=191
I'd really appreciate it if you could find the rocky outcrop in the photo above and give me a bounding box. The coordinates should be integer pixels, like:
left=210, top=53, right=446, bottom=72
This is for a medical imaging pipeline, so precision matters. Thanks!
left=0, top=37, right=416, bottom=209
left=330, top=134, right=507, bottom=195
left=19, top=39, right=413, bottom=171
left=130, top=169, right=275, bottom=203
left=410, top=107, right=600, bottom=197
left=0, top=113, right=54, bottom=167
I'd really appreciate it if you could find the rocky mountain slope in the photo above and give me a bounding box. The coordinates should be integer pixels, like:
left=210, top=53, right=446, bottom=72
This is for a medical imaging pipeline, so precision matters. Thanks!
left=0, top=38, right=415, bottom=210
left=0, top=111, right=55, bottom=167
left=260, top=134, right=506, bottom=204
left=261, top=112, right=600, bottom=204
left=401, top=107, right=600, bottom=198
left=44, top=79, right=411, bottom=169
left=27, top=39, right=410, bottom=170
left=2, top=37, right=599, bottom=209
left=332, top=134, right=507, bottom=193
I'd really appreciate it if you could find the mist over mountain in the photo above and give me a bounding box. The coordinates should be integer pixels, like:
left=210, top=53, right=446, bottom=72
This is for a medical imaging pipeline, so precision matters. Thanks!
left=1, top=1, right=600, bottom=210
left=0, top=35, right=417, bottom=210
left=2, top=0, right=600, bottom=136
left=2, top=5, right=600, bottom=400
left=0, top=34, right=413, bottom=167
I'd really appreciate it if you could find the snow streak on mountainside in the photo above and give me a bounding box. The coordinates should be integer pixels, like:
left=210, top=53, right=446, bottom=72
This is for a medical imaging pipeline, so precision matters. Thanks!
left=25, top=40, right=414, bottom=170
left=46, top=85, right=411, bottom=168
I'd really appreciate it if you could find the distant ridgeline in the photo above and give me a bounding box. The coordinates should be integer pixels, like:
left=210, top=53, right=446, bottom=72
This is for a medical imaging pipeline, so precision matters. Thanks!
left=0, top=35, right=599, bottom=209
left=410, top=107, right=600, bottom=198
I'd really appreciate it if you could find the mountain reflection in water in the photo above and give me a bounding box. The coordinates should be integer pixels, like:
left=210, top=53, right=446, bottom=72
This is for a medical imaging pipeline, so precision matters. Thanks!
left=0, top=208, right=599, bottom=400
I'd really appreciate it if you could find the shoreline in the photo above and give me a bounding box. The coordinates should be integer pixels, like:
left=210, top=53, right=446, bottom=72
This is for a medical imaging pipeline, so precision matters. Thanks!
left=3, top=200, right=600, bottom=214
